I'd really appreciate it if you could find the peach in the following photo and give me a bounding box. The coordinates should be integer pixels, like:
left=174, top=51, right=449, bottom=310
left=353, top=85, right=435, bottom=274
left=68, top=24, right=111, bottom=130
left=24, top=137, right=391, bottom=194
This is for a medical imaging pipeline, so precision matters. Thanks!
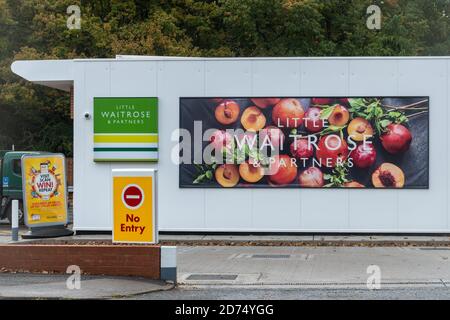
left=239, top=162, right=264, bottom=183
left=372, top=163, right=405, bottom=188
left=251, top=98, right=281, bottom=109
left=215, top=100, right=240, bottom=125
left=267, top=154, right=298, bottom=185
left=215, top=164, right=240, bottom=187
left=241, top=106, right=266, bottom=131
left=328, top=104, right=350, bottom=126
left=347, top=117, right=374, bottom=142
left=272, top=98, right=305, bottom=128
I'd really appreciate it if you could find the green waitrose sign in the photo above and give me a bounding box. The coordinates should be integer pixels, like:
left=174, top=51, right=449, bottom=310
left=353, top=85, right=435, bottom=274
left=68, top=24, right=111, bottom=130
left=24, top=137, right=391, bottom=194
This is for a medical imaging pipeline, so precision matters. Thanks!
left=93, top=97, right=158, bottom=162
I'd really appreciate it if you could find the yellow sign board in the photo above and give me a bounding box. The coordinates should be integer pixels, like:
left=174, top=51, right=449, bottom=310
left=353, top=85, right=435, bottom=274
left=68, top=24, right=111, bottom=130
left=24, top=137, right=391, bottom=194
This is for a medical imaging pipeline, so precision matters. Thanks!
left=22, top=154, right=68, bottom=227
left=112, top=172, right=156, bottom=244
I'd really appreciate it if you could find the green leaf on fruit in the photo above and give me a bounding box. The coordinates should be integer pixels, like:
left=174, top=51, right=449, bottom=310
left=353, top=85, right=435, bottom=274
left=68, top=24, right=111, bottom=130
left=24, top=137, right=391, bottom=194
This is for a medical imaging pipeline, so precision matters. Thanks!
left=324, top=162, right=350, bottom=187
left=379, top=119, right=392, bottom=129
left=320, top=106, right=334, bottom=120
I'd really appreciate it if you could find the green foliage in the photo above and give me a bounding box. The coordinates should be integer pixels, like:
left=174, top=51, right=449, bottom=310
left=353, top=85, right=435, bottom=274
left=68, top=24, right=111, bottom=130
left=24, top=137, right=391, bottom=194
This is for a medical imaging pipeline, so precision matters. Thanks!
left=324, top=162, right=351, bottom=187
left=0, top=0, right=449, bottom=155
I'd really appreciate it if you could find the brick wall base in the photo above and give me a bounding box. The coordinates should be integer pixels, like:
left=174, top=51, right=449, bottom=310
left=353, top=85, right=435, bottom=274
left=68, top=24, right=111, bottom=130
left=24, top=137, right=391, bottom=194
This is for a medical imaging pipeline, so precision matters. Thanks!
left=0, top=244, right=160, bottom=279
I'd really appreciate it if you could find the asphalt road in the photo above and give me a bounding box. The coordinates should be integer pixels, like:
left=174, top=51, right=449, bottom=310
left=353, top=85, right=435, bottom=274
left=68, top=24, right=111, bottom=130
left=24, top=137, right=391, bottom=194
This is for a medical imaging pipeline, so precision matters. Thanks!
left=131, top=286, right=450, bottom=300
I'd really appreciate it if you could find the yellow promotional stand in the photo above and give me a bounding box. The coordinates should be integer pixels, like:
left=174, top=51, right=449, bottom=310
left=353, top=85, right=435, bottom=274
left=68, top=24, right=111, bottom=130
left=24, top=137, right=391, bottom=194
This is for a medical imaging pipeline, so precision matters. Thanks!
left=112, top=169, right=157, bottom=244
left=21, top=153, right=73, bottom=238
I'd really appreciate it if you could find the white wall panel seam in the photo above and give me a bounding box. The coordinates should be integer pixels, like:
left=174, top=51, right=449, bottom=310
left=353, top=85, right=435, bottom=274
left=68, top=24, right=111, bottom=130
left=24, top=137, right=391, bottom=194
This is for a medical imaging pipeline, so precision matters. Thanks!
left=395, top=59, right=400, bottom=230
left=107, top=62, right=112, bottom=228
left=73, top=62, right=85, bottom=229
left=444, top=60, right=450, bottom=229
left=346, top=59, right=351, bottom=229
left=203, top=60, right=207, bottom=228
left=250, top=60, right=255, bottom=228
left=298, top=59, right=303, bottom=229
left=298, top=60, right=304, bottom=230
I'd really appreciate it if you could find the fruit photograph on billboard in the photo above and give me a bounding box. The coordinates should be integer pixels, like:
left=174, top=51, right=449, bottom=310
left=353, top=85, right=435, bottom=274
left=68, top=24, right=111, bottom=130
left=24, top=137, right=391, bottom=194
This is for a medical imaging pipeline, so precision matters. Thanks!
left=179, top=97, right=429, bottom=189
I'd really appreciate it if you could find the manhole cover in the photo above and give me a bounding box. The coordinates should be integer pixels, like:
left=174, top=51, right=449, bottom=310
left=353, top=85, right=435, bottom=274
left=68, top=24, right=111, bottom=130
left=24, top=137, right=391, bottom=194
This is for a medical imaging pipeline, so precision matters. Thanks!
left=186, top=274, right=238, bottom=281
left=251, top=254, right=291, bottom=259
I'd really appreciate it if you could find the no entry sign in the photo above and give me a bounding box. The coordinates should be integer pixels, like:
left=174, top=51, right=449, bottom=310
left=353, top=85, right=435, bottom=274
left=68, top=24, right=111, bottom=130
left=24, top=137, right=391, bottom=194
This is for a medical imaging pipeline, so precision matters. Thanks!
left=112, top=169, right=157, bottom=244
left=122, top=184, right=144, bottom=209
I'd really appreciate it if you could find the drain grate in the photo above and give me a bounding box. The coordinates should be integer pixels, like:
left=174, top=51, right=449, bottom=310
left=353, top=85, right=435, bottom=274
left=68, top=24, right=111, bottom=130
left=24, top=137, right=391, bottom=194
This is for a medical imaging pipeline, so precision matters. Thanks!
left=251, top=254, right=291, bottom=259
left=186, top=274, right=238, bottom=281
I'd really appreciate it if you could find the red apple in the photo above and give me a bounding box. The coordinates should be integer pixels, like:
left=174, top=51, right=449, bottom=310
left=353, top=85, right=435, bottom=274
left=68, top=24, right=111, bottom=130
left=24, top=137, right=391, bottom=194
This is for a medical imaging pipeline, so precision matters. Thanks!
left=315, top=135, right=349, bottom=167
left=298, top=167, right=324, bottom=188
left=272, top=98, right=305, bottom=128
left=290, top=138, right=313, bottom=159
left=351, top=143, right=377, bottom=168
left=259, top=126, right=285, bottom=148
left=304, top=107, right=324, bottom=133
left=311, top=98, right=333, bottom=105
left=380, top=124, right=412, bottom=154
left=268, top=154, right=298, bottom=185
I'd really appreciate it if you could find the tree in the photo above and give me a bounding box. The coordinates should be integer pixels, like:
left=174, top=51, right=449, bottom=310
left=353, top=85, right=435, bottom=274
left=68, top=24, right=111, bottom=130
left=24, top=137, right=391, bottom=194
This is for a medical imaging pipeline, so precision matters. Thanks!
left=0, top=0, right=449, bottom=154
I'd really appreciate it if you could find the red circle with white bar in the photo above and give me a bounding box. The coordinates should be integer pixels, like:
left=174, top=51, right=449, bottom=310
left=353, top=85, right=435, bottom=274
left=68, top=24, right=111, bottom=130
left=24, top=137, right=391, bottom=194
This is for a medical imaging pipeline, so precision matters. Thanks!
left=122, top=184, right=144, bottom=210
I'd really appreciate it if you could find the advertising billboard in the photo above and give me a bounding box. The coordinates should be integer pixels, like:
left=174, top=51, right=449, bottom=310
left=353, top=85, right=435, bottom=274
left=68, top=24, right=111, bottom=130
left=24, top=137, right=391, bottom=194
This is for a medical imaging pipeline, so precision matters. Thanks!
left=179, top=97, right=429, bottom=189
left=21, top=154, right=68, bottom=227
left=93, top=97, right=158, bottom=162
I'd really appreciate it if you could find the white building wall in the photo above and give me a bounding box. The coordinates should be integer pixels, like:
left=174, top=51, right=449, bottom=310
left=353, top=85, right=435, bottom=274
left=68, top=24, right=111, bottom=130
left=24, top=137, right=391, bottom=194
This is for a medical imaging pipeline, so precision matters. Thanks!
left=68, top=57, right=448, bottom=233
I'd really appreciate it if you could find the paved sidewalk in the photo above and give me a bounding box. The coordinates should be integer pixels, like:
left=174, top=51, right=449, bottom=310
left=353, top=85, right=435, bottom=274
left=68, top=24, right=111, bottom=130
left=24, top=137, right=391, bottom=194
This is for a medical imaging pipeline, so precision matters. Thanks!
left=177, top=246, right=450, bottom=288
left=0, top=274, right=173, bottom=299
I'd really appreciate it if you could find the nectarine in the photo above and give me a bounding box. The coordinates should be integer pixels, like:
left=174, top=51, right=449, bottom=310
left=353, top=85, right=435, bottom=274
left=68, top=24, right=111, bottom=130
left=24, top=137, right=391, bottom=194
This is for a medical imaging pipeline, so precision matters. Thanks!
left=241, top=106, right=266, bottom=131
left=315, top=135, right=349, bottom=168
left=304, top=107, right=324, bottom=133
left=215, top=164, right=240, bottom=188
left=372, top=163, right=405, bottom=188
left=272, top=98, right=304, bottom=128
left=347, top=117, right=374, bottom=142
left=215, top=100, right=240, bottom=125
left=328, top=105, right=350, bottom=126
left=298, top=167, right=324, bottom=187
left=239, top=162, right=264, bottom=183
left=380, top=124, right=412, bottom=154
left=268, top=154, right=298, bottom=185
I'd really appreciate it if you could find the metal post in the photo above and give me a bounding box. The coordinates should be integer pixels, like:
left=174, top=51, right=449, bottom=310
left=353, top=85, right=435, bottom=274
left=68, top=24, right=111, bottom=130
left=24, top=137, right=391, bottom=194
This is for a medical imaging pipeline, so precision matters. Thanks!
left=11, top=200, right=19, bottom=242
